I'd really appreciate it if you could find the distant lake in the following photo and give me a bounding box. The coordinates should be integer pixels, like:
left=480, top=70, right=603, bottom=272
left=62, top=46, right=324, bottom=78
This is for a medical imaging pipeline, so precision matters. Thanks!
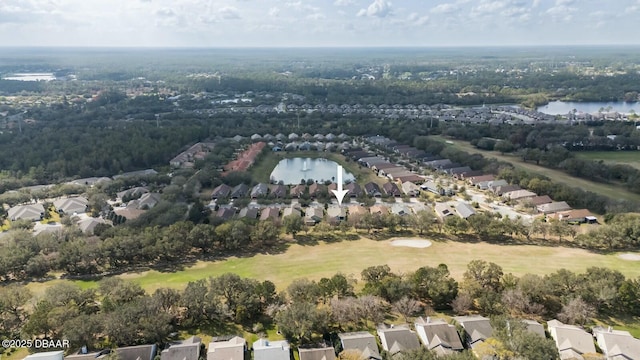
left=3, top=73, right=56, bottom=81
left=537, top=101, right=640, bottom=115
left=270, top=158, right=355, bottom=185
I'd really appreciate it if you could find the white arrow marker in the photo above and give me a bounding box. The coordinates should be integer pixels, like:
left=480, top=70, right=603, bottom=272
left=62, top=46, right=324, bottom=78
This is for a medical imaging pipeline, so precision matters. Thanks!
left=331, top=165, right=350, bottom=206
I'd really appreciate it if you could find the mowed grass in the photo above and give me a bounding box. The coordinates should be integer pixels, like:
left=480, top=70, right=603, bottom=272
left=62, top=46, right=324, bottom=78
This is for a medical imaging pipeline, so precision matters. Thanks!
left=436, top=137, right=640, bottom=203
left=24, top=237, right=640, bottom=296
left=575, top=151, right=640, bottom=170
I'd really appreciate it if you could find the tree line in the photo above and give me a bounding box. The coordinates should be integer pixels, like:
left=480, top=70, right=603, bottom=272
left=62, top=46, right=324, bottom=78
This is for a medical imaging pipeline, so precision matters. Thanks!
left=3, top=261, right=638, bottom=359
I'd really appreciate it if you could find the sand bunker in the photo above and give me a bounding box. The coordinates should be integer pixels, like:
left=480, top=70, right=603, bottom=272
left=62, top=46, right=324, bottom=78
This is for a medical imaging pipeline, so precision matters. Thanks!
left=619, top=253, right=640, bottom=261
left=390, top=239, right=433, bottom=248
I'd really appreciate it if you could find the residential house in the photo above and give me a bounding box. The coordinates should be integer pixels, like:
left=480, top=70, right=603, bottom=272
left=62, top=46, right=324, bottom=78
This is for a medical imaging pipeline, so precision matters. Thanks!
left=327, top=205, right=347, bottom=222
left=453, top=170, right=483, bottom=180
left=391, top=203, right=411, bottom=217
left=117, top=186, right=149, bottom=201
left=338, top=332, right=381, bottom=360
left=211, top=184, right=232, bottom=199
left=251, top=183, right=269, bottom=198
left=260, top=207, right=280, bottom=221
left=116, top=344, right=158, bottom=360
left=468, top=175, right=495, bottom=187
left=369, top=205, right=389, bottom=215
left=238, top=207, right=259, bottom=220
left=129, top=193, right=161, bottom=210
left=327, top=183, right=337, bottom=192
left=421, top=180, right=441, bottom=195
left=113, top=169, right=158, bottom=180
left=23, top=351, right=64, bottom=360
left=305, top=207, right=324, bottom=225
left=491, top=185, right=520, bottom=197
left=78, top=217, right=109, bottom=235
left=230, top=184, right=249, bottom=199
left=282, top=207, right=302, bottom=218
left=401, top=181, right=420, bottom=197
left=382, top=182, right=402, bottom=197
left=216, top=207, right=236, bottom=220
left=376, top=325, right=421, bottom=356
left=444, top=166, right=473, bottom=176
left=455, top=202, right=476, bottom=219
left=547, top=320, right=596, bottom=360
left=593, top=326, right=640, bottom=360
left=502, top=189, right=537, bottom=201
left=550, top=209, right=596, bottom=224
left=269, top=184, right=287, bottom=198
left=8, top=203, right=45, bottom=221
left=454, top=316, right=493, bottom=349
left=348, top=204, right=368, bottom=218
left=538, top=201, right=572, bottom=214
left=298, top=347, right=335, bottom=360
left=363, top=182, right=382, bottom=197
left=345, top=182, right=363, bottom=197
left=67, top=177, right=112, bottom=187
left=414, top=317, right=464, bottom=356
left=290, top=184, right=306, bottom=198
left=523, top=320, right=546, bottom=338
left=253, top=339, right=291, bottom=360
left=395, top=175, right=425, bottom=184
left=487, top=180, right=509, bottom=192
left=251, top=134, right=263, bottom=142
left=308, top=183, right=326, bottom=198
left=434, top=203, right=454, bottom=219
left=161, top=336, right=201, bottom=360
left=524, top=195, right=553, bottom=206
left=207, top=336, right=246, bottom=360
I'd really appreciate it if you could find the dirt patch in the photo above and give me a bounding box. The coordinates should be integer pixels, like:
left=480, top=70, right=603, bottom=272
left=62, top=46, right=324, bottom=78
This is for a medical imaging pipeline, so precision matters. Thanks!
left=390, top=238, right=433, bottom=248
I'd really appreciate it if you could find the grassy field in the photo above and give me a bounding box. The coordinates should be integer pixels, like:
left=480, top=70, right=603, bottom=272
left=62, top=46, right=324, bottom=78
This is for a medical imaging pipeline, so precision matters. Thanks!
left=574, top=151, right=640, bottom=169
left=24, top=236, right=640, bottom=296
left=436, top=137, right=640, bottom=203
left=249, top=151, right=385, bottom=186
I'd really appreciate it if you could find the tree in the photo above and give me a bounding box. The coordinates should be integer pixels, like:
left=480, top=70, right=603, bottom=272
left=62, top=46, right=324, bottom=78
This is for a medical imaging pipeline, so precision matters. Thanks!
left=410, top=210, right=434, bottom=235
left=275, top=302, right=330, bottom=342
left=287, top=278, right=321, bottom=304
left=0, top=285, right=32, bottom=337
left=250, top=221, right=281, bottom=246
left=444, top=216, right=468, bottom=236
left=558, top=297, right=595, bottom=326
left=411, top=264, right=458, bottom=310
left=188, top=223, right=217, bottom=254
left=393, top=296, right=421, bottom=323
left=283, top=215, right=304, bottom=236
left=494, top=140, right=515, bottom=154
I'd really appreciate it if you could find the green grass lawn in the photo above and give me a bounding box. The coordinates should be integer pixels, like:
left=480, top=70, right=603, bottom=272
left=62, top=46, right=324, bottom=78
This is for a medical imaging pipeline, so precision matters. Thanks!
left=24, top=236, right=640, bottom=296
left=435, top=137, right=640, bottom=203
left=574, top=151, right=640, bottom=169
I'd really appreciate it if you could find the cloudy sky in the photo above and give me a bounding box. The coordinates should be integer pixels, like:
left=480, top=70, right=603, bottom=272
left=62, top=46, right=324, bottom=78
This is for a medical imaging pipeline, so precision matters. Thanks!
left=0, top=0, right=638, bottom=47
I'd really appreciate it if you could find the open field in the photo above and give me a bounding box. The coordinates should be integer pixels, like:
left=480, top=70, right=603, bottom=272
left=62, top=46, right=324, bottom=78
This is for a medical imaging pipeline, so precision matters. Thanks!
left=435, top=137, right=640, bottom=203
left=574, top=151, right=640, bottom=169
left=249, top=151, right=385, bottom=186
left=25, top=236, right=640, bottom=296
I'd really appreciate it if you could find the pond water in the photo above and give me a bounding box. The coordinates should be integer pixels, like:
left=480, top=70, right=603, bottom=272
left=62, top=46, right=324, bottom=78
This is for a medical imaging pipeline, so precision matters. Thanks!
left=2, top=73, right=57, bottom=81
left=270, top=158, right=355, bottom=185
left=537, top=101, right=640, bottom=115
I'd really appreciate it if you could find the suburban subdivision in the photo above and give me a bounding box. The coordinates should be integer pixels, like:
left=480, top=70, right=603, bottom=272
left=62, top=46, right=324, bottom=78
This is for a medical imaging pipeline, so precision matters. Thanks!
left=1, top=45, right=640, bottom=360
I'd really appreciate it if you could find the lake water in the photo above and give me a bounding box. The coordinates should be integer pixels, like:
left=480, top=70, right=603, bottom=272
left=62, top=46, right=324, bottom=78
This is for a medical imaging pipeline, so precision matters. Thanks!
left=537, top=101, right=640, bottom=115
left=3, top=73, right=56, bottom=81
left=270, top=158, right=355, bottom=185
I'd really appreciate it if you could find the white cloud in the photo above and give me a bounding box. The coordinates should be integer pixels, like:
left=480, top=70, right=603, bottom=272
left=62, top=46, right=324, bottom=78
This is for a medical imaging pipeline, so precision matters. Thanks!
left=268, top=7, right=280, bottom=17
left=218, top=6, right=240, bottom=20
left=357, top=0, right=392, bottom=17
left=334, top=0, right=355, bottom=5
left=408, top=12, right=429, bottom=26
left=431, top=3, right=459, bottom=14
